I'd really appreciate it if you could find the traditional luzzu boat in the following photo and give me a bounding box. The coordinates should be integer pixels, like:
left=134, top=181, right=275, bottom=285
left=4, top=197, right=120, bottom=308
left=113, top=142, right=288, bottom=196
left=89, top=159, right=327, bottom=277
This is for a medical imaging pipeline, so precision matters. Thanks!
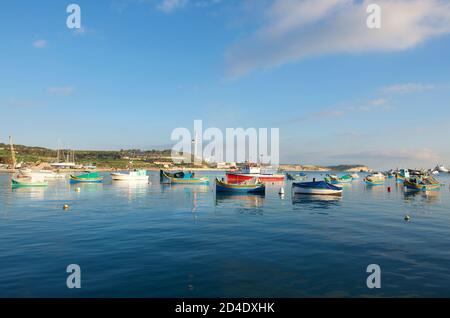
left=226, top=163, right=285, bottom=183
left=12, top=174, right=48, bottom=188
left=395, top=169, right=410, bottom=183
left=160, top=170, right=209, bottom=185
left=215, top=177, right=265, bottom=194
left=404, top=176, right=440, bottom=191
left=286, top=172, right=308, bottom=181
left=69, top=172, right=103, bottom=183
left=111, top=169, right=149, bottom=181
left=364, top=172, right=386, bottom=186
left=292, top=181, right=343, bottom=196
left=324, top=174, right=352, bottom=184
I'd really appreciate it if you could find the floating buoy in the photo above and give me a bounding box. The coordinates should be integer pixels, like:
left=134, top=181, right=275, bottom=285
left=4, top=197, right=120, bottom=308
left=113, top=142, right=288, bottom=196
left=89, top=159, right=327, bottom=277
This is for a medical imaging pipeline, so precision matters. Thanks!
left=75, top=187, right=81, bottom=192
left=63, top=204, right=70, bottom=210
left=279, top=187, right=285, bottom=195
left=404, top=215, right=410, bottom=221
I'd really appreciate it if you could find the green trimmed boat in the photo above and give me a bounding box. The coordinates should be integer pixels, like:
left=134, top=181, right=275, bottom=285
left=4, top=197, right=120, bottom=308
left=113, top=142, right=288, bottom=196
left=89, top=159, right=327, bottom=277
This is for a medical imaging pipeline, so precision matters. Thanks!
left=69, top=172, right=103, bottom=183
left=12, top=176, right=48, bottom=188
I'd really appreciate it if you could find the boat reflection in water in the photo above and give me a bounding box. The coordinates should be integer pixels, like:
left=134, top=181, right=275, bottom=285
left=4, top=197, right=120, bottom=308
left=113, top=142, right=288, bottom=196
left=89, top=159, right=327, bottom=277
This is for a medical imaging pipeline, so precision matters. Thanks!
left=11, top=186, right=47, bottom=200
left=215, top=193, right=265, bottom=211
left=112, top=180, right=149, bottom=201
left=403, top=188, right=440, bottom=203
left=69, top=182, right=103, bottom=193
left=292, top=194, right=342, bottom=210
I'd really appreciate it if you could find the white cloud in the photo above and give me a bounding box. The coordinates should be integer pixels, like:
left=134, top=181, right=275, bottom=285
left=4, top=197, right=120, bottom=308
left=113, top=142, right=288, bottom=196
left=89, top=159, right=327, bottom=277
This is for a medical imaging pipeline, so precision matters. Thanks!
left=47, top=86, right=75, bottom=96
left=157, top=0, right=188, bottom=13
left=156, top=0, right=222, bottom=13
left=226, top=0, right=450, bottom=77
left=33, top=39, right=48, bottom=48
left=380, top=83, right=435, bottom=94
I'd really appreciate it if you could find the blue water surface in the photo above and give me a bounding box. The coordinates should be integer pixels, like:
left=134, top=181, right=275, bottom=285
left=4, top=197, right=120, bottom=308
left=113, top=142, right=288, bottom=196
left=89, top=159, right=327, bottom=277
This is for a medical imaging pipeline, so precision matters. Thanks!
left=0, top=171, right=449, bottom=297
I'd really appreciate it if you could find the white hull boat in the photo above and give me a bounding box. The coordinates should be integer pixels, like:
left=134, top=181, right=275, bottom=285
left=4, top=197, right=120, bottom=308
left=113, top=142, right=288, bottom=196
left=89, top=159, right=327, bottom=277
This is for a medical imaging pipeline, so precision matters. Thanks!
left=436, top=165, right=449, bottom=173
left=111, top=170, right=149, bottom=181
left=20, top=169, right=66, bottom=179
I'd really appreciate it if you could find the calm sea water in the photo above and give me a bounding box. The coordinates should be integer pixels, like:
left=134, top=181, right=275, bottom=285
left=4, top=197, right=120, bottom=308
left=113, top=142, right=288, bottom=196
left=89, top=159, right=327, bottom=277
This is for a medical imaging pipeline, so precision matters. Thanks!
left=0, top=171, right=449, bottom=297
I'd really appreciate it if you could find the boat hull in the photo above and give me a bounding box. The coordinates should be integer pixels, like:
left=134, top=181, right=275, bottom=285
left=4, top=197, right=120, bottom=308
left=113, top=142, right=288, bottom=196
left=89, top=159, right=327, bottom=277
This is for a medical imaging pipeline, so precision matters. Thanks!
left=226, top=172, right=285, bottom=183
left=364, top=180, right=385, bottom=186
left=160, top=170, right=209, bottom=185
left=69, top=176, right=103, bottom=183
left=12, top=179, right=48, bottom=187
left=404, top=180, right=440, bottom=191
left=292, top=181, right=343, bottom=196
left=215, top=178, right=265, bottom=194
left=111, top=173, right=149, bottom=181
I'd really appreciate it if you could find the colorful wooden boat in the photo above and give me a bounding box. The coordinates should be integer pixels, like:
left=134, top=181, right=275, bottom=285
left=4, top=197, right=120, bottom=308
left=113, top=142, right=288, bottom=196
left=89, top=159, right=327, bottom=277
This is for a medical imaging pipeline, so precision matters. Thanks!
left=69, top=172, right=103, bottom=183
left=404, top=176, right=440, bottom=191
left=292, top=181, right=343, bottom=196
left=226, top=164, right=285, bottom=183
left=160, top=170, right=209, bottom=185
left=286, top=173, right=307, bottom=181
left=364, top=172, right=386, bottom=185
left=324, top=174, right=352, bottom=184
left=215, top=177, right=265, bottom=194
left=12, top=175, right=48, bottom=188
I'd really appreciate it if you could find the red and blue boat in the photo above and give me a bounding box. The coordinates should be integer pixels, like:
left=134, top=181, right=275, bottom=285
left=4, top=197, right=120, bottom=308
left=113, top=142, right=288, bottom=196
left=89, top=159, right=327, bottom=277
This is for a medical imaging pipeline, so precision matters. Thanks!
left=226, top=164, right=285, bottom=183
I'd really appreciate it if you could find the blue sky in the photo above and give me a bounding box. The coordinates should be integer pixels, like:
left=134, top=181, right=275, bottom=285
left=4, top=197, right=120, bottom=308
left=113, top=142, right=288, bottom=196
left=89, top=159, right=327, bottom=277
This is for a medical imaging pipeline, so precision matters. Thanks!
left=0, top=0, right=450, bottom=169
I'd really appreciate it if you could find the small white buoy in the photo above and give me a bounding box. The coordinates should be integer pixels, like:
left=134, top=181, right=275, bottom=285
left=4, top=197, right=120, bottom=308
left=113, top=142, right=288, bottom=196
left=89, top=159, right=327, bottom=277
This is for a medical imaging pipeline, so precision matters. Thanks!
left=63, top=204, right=70, bottom=210
left=75, top=187, right=81, bottom=192
left=279, top=187, right=285, bottom=195
left=404, top=215, right=410, bottom=221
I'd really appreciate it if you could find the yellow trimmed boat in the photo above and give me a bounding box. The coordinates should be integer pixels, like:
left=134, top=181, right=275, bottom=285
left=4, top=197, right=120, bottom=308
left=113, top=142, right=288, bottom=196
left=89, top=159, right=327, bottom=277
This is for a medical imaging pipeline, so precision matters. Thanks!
left=215, top=177, right=265, bottom=194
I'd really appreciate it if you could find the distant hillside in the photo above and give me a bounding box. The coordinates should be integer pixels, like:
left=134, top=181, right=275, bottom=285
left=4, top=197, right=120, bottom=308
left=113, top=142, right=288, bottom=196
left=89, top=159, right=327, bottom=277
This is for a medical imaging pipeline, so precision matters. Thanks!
left=280, top=164, right=370, bottom=172
left=326, top=164, right=370, bottom=172
left=0, top=142, right=173, bottom=167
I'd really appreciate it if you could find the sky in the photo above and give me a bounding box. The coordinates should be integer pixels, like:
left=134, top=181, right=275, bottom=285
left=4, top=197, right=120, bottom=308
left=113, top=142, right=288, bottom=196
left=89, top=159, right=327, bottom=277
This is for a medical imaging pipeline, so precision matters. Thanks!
left=0, top=0, right=450, bottom=169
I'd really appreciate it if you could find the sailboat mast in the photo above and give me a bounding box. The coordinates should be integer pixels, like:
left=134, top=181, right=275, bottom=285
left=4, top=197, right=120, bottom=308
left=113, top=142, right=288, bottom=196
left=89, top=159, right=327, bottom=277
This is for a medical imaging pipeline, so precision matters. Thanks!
left=57, top=139, right=60, bottom=163
left=9, top=136, right=16, bottom=171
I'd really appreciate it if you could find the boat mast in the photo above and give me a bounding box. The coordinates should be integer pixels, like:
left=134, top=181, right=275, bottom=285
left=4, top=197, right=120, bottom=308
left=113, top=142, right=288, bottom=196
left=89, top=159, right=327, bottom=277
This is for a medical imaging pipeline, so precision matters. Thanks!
left=57, top=138, right=60, bottom=163
left=9, top=136, right=16, bottom=171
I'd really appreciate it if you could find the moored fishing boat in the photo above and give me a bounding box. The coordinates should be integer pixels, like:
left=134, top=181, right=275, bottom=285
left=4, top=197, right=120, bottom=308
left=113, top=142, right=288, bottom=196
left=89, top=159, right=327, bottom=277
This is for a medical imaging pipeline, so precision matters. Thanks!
left=12, top=174, right=48, bottom=187
left=351, top=173, right=360, bottom=179
left=69, top=172, right=103, bottom=183
left=435, top=164, right=449, bottom=173
left=160, top=170, right=209, bottom=185
left=364, top=172, right=385, bottom=186
left=404, top=176, right=440, bottom=191
left=292, top=181, right=343, bottom=196
left=111, top=169, right=149, bottom=181
left=20, top=169, right=66, bottom=179
left=286, top=173, right=307, bottom=181
left=215, top=177, right=265, bottom=194
left=226, top=163, right=285, bottom=183
left=325, top=174, right=352, bottom=184
left=395, top=169, right=409, bottom=183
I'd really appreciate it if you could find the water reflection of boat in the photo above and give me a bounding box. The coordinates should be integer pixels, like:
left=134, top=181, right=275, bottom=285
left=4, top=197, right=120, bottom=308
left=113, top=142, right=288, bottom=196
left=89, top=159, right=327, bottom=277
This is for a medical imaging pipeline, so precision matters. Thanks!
left=292, top=194, right=341, bottom=209
left=11, top=186, right=47, bottom=200
left=70, top=182, right=103, bottom=192
left=161, top=183, right=210, bottom=193
left=215, top=193, right=265, bottom=208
